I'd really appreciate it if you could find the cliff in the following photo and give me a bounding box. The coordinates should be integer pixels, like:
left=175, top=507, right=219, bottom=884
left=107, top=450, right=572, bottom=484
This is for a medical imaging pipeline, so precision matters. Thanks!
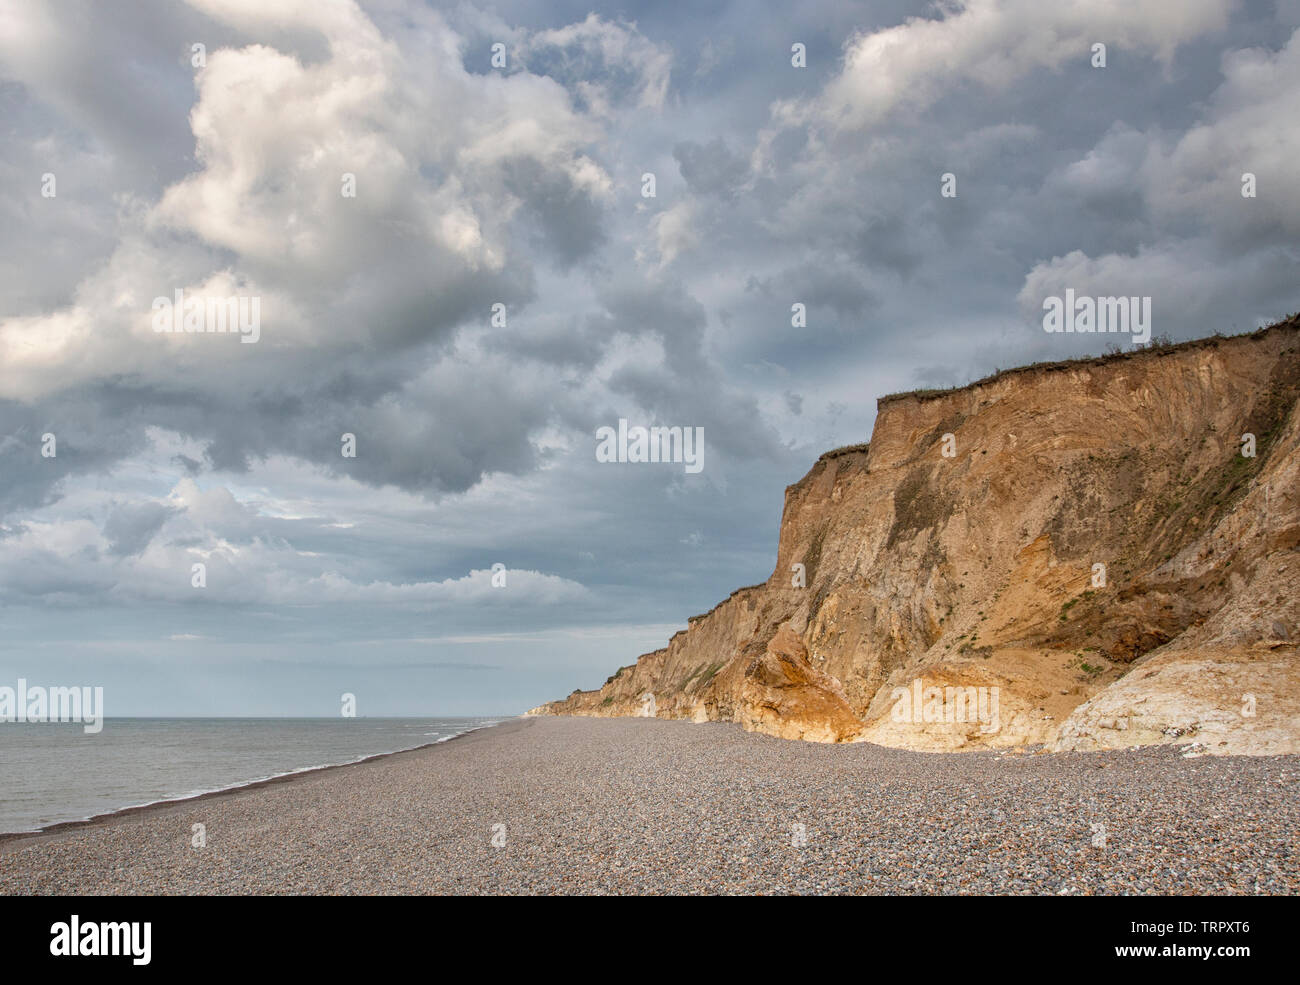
left=532, top=317, right=1300, bottom=754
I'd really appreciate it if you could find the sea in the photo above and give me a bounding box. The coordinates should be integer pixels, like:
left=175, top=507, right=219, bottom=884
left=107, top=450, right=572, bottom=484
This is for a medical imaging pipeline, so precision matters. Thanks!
left=0, top=717, right=503, bottom=835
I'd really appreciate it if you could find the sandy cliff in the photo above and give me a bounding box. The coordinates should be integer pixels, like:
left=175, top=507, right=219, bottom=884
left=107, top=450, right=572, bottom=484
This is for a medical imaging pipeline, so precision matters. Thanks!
left=532, top=319, right=1300, bottom=754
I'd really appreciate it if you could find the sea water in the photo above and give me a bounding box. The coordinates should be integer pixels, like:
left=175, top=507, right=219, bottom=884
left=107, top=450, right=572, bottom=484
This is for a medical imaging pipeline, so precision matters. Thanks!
left=0, top=716, right=501, bottom=834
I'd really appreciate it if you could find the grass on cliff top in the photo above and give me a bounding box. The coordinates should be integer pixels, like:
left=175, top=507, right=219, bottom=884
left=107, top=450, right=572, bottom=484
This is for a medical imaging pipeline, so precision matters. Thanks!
left=685, top=582, right=768, bottom=624
left=876, top=314, right=1300, bottom=409
left=817, top=442, right=870, bottom=463
left=805, top=316, right=1299, bottom=479
left=603, top=664, right=636, bottom=686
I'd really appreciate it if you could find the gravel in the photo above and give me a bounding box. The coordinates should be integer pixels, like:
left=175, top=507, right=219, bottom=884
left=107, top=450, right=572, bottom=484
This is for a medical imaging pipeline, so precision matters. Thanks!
left=1, top=716, right=1296, bottom=895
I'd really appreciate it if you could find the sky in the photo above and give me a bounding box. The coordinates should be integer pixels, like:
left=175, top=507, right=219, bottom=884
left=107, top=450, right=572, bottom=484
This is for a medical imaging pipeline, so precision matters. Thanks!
left=1, top=0, right=1298, bottom=716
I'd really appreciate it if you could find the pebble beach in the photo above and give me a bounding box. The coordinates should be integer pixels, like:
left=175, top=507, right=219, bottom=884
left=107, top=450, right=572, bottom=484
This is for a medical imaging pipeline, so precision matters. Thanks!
left=2, top=716, right=1296, bottom=895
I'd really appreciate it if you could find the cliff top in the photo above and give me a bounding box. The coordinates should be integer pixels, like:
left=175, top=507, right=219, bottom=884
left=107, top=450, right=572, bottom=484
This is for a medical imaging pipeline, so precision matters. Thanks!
left=802, top=314, right=1300, bottom=482
left=876, top=315, right=1300, bottom=410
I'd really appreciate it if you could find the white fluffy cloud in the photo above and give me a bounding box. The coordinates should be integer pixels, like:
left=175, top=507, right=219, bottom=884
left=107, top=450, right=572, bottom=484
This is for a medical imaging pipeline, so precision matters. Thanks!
left=0, top=476, right=590, bottom=607
left=1020, top=26, right=1300, bottom=331
left=644, top=201, right=699, bottom=270
left=1150, top=28, right=1300, bottom=237
left=777, top=0, right=1233, bottom=131
left=525, top=12, right=673, bottom=112
left=0, top=0, right=622, bottom=402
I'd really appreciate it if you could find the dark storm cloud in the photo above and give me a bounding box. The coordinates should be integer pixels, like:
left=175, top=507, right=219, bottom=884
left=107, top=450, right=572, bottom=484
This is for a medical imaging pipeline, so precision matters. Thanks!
left=0, top=394, right=158, bottom=514
left=503, top=157, right=608, bottom=268
left=484, top=311, right=611, bottom=368
left=745, top=262, right=876, bottom=319
left=673, top=139, right=748, bottom=198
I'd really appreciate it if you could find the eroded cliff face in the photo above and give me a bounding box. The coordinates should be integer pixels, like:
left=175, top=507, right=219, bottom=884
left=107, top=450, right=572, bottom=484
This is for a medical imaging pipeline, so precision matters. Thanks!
left=531, top=320, right=1300, bottom=754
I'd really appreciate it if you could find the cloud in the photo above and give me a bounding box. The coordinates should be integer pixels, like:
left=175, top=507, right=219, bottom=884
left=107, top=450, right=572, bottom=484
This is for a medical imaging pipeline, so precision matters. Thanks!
left=1150, top=28, right=1300, bottom=241
left=104, top=500, right=177, bottom=557
left=1017, top=241, right=1299, bottom=339
left=0, top=0, right=635, bottom=505
left=1019, top=26, right=1300, bottom=337
left=673, top=138, right=749, bottom=198
left=645, top=201, right=699, bottom=269
left=0, top=475, right=591, bottom=609
left=3, top=0, right=1299, bottom=714
left=522, top=13, right=673, bottom=112
left=776, top=0, right=1233, bottom=131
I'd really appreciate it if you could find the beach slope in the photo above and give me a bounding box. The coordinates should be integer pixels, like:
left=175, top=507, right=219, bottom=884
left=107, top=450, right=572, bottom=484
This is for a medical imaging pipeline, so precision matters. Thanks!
left=2, top=717, right=1295, bottom=895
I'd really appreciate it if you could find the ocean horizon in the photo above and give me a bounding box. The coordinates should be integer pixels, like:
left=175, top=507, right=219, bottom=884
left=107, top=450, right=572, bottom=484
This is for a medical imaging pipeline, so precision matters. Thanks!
left=0, top=716, right=506, bottom=835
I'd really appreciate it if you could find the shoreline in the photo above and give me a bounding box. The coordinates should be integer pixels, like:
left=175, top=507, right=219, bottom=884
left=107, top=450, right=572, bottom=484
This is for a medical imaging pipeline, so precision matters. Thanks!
left=1, top=716, right=1295, bottom=894
left=0, top=717, right=519, bottom=851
